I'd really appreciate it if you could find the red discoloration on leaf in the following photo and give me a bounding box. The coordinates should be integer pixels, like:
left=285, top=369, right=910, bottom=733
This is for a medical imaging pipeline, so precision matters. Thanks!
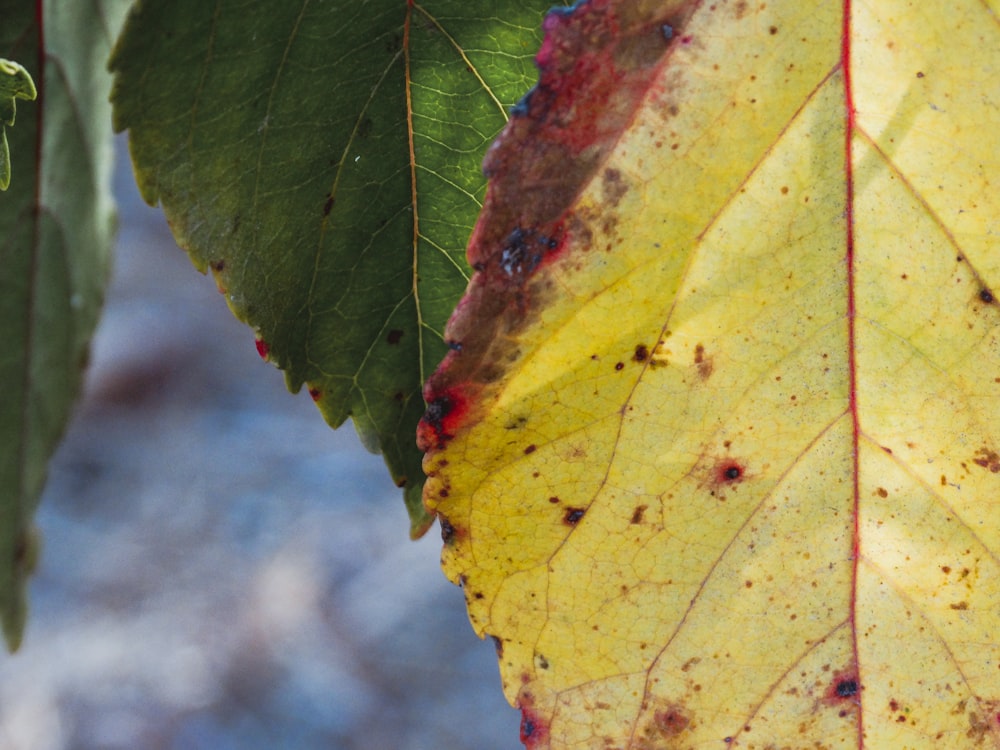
left=421, top=0, right=699, bottom=487
left=255, top=338, right=270, bottom=360
left=822, top=668, right=861, bottom=710
left=518, top=692, right=549, bottom=748
left=417, top=383, right=471, bottom=452
left=716, top=460, right=745, bottom=484
left=972, top=446, right=1000, bottom=473
left=308, top=388, right=322, bottom=401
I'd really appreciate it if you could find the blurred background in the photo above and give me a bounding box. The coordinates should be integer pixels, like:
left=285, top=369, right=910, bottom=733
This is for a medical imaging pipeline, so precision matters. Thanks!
left=0, top=140, right=519, bottom=750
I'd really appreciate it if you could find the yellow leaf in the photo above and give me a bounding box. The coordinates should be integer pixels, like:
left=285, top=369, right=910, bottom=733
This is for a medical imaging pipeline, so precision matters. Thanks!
left=421, top=0, right=1000, bottom=747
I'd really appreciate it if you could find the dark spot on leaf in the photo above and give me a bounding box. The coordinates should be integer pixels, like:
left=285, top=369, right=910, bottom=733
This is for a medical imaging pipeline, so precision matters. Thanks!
left=509, top=85, right=536, bottom=117
left=308, top=388, right=322, bottom=401
left=769, top=25, right=778, bottom=34
left=633, top=344, right=649, bottom=362
left=440, top=516, right=456, bottom=545
left=491, top=635, right=504, bottom=657
left=13, top=531, right=29, bottom=566
left=631, top=504, right=647, bottom=524
left=385, top=33, right=402, bottom=54
left=210, top=259, right=225, bottom=272
left=522, top=717, right=536, bottom=740
left=524, top=444, right=537, bottom=455
left=654, top=707, right=690, bottom=735
left=694, top=343, right=713, bottom=378
left=721, top=462, right=743, bottom=481
left=446, top=339, right=463, bottom=351
left=973, top=447, right=1000, bottom=473
left=661, top=24, right=674, bottom=40
left=323, top=194, right=334, bottom=216
left=387, top=329, right=404, bottom=344
left=393, top=391, right=404, bottom=402
left=518, top=697, right=547, bottom=746
left=394, top=475, right=407, bottom=488
left=602, top=168, right=628, bottom=207
left=357, top=116, right=373, bottom=139
left=615, top=361, right=625, bottom=371
left=499, top=226, right=560, bottom=277
left=836, top=679, right=859, bottom=698
left=417, top=389, right=468, bottom=451
left=563, top=507, right=586, bottom=525
left=980, top=288, right=994, bottom=304
left=638, top=699, right=693, bottom=743
left=548, top=496, right=560, bottom=504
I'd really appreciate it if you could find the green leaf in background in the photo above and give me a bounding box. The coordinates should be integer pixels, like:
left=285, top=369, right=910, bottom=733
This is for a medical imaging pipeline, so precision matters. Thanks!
left=0, top=0, right=132, bottom=649
left=0, top=57, right=36, bottom=190
left=109, top=0, right=555, bottom=536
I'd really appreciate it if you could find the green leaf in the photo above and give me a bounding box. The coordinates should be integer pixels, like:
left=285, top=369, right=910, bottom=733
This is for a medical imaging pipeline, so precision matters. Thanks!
left=0, top=57, right=37, bottom=190
left=109, top=0, right=556, bottom=536
left=0, top=0, right=131, bottom=650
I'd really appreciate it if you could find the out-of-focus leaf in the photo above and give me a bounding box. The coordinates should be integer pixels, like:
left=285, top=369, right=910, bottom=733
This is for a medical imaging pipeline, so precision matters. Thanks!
left=109, top=0, right=557, bottom=536
left=0, top=57, right=36, bottom=190
left=0, top=0, right=131, bottom=650
left=421, top=0, right=1000, bottom=747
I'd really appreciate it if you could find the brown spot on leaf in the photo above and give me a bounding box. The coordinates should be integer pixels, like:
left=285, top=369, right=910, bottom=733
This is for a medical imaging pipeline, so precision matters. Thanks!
left=972, top=447, right=1000, bottom=473
left=635, top=700, right=693, bottom=748
left=323, top=194, right=334, bottom=216
left=387, top=329, right=404, bottom=344
left=439, top=515, right=457, bottom=545
left=633, top=343, right=649, bottom=362
left=563, top=507, right=586, bottom=525
left=631, top=504, right=647, bottom=524
left=601, top=168, right=628, bottom=206
left=966, top=700, right=1000, bottom=743
left=694, top=343, right=713, bottom=379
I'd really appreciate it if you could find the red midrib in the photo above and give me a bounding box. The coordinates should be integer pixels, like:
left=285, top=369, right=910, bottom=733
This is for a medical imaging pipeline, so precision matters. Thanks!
left=842, top=0, right=864, bottom=747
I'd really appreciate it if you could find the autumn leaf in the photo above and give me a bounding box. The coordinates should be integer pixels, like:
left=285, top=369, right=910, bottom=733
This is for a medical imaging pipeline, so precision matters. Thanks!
left=421, top=0, right=1000, bottom=747
left=108, top=0, right=556, bottom=536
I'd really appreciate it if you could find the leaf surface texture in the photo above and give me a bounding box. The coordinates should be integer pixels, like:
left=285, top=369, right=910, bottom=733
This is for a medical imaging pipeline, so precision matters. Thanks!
left=0, top=0, right=130, bottom=648
left=421, top=0, right=1000, bottom=746
left=109, top=0, right=556, bottom=534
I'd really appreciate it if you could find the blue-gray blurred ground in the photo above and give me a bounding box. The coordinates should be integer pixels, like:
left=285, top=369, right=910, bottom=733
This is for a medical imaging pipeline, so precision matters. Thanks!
left=0, top=142, right=519, bottom=750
